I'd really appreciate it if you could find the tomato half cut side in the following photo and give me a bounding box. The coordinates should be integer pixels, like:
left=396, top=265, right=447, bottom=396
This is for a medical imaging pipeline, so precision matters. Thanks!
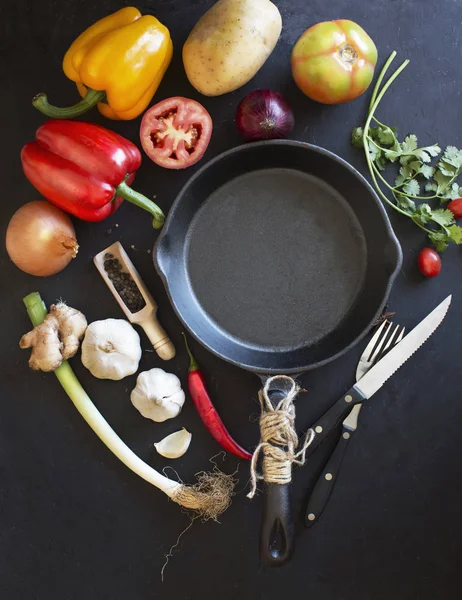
left=140, top=97, right=213, bottom=169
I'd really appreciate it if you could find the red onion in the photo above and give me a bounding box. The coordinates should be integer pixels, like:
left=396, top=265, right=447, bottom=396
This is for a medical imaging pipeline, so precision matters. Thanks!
left=236, top=89, right=294, bottom=142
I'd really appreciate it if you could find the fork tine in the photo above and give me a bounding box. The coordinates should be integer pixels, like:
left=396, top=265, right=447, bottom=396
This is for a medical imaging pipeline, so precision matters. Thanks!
left=373, top=324, right=406, bottom=365
left=364, top=320, right=388, bottom=361
left=382, top=323, right=402, bottom=354
left=395, top=327, right=405, bottom=344
left=369, top=322, right=394, bottom=364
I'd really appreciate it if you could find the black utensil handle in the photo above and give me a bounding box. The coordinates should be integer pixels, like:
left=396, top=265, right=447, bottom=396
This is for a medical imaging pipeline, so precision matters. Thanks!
left=305, top=427, right=353, bottom=527
left=260, top=482, right=294, bottom=567
left=306, top=386, right=365, bottom=456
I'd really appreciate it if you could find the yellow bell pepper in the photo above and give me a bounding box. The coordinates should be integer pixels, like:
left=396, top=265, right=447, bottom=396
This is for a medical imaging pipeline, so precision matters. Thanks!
left=33, top=7, right=173, bottom=120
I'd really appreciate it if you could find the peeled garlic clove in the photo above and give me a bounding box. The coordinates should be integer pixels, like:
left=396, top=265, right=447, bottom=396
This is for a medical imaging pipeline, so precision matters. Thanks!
left=154, top=428, right=192, bottom=459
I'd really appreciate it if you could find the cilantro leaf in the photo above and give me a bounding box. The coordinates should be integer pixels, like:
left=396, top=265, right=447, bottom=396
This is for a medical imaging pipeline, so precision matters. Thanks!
left=425, top=182, right=438, bottom=193
left=448, top=225, right=462, bottom=244
left=377, top=126, right=396, bottom=145
left=431, top=208, right=455, bottom=227
left=419, top=164, right=435, bottom=179
left=409, top=160, right=422, bottom=172
left=351, top=127, right=364, bottom=148
left=412, top=203, right=433, bottom=225
left=443, top=146, right=462, bottom=169
left=434, top=170, right=452, bottom=193
left=428, top=231, right=450, bottom=252
left=438, top=163, right=456, bottom=177
left=426, top=145, right=442, bottom=158
left=417, top=150, right=431, bottom=163
left=400, top=134, right=418, bottom=153
left=367, top=140, right=382, bottom=162
left=375, top=156, right=387, bottom=171
left=396, top=195, right=416, bottom=213
left=399, top=154, right=413, bottom=166
left=384, top=149, right=401, bottom=162
left=440, top=182, right=462, bottom=202
left=451, top=183, right=462, bottom=199
left=395, top=173, right=406, bottom=187
left=399, top=164, right=414, bottom=180
left=403, top=179, right=420, bottom=196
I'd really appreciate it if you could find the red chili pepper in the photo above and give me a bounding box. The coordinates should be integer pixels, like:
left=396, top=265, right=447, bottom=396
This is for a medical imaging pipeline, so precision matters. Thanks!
left=183, top=335, right=252, bottom=461
left=21, top=120, right=164, bottom=227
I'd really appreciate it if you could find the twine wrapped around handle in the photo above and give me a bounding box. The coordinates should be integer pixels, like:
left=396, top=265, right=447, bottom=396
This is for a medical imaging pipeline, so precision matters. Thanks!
left=247, top=375, right=314, bottom=499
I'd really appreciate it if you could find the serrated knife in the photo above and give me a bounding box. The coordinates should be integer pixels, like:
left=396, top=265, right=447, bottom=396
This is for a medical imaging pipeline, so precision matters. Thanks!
left=303, top=295, right=452, bottom=465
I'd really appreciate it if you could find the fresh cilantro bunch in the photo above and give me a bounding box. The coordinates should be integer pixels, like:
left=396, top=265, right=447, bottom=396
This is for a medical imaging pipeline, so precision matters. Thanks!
left=352, top=52, right=462, bottom=251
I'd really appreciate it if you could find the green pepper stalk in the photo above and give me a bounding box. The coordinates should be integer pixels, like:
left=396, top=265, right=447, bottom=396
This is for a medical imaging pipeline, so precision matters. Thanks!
left=32, top=89, right=107, bottom=119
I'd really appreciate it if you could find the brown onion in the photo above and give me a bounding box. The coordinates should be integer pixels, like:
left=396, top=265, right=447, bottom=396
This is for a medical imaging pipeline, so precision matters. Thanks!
left=6, top=201, right=78, bottom=276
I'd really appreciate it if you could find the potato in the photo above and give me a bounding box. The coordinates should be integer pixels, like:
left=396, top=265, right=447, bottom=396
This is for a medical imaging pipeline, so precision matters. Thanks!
left=182, top=0, right=282, bottom=96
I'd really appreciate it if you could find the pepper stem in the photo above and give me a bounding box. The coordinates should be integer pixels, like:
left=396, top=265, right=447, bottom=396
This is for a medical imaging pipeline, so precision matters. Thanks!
left=32, top=88, right=107, bottom=119
left=116, top=181, right=165, bottom=229
left=182, top=333, right=199, bottom=372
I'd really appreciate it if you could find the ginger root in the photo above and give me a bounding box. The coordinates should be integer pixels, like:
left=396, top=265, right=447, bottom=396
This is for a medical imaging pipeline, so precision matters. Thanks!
left=20, top=302, right=87, bottom=372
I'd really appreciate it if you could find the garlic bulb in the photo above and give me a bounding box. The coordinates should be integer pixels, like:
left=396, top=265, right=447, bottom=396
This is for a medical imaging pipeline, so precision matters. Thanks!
left=130, top=368, right=185, bottom=422
left=81, top=319, right=141, bottom=380
left=154, top=428, right=192, bottom=459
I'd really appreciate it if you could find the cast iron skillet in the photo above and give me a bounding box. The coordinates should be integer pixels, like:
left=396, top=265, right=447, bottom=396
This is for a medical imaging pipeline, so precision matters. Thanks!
left=154, top=140, right=402, bottom=567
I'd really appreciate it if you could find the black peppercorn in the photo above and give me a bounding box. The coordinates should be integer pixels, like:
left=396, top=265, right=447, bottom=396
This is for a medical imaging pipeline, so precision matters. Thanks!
left=103, top=256, right=146, bottom=313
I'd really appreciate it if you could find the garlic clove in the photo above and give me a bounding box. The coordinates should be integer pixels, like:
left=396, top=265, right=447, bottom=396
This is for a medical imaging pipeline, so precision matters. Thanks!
left=154, top=428, right=192, bottom=459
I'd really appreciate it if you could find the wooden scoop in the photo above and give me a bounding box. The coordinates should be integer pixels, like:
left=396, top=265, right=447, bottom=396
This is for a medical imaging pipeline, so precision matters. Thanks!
left=94, top=241, right=175, bottom=361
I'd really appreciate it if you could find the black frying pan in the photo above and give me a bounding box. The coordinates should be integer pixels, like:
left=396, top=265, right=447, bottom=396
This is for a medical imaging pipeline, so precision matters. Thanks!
left=154, top=140, right=401, bottom=566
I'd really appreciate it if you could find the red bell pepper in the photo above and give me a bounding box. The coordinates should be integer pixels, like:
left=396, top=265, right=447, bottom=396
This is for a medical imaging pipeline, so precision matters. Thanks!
left=21, top=120, right=164, bottom=227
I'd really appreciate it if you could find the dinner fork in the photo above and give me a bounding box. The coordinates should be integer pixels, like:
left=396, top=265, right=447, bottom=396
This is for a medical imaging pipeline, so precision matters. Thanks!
left=304, top=320, right=405, bottom=527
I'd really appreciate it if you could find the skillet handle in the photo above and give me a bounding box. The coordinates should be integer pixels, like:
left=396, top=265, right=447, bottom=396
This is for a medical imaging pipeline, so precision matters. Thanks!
left=260, top=482, right=294, bottom=567
left=257, top=375, right=298, bottom=567
left=153, top=234, right=170, bottom=280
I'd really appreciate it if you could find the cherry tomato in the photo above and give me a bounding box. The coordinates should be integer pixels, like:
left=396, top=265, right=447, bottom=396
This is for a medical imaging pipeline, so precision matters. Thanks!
left=418, top=248, right=442, bottom=278
left=140, top=97, right=212, bottom=169
left=291, top=20, right=377, bottom=104
left=448, top=198, right=462, bottom=219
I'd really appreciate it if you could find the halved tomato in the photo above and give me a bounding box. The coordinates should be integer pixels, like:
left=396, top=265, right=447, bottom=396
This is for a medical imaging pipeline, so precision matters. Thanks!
left=140, top=97, right=213, bottom=169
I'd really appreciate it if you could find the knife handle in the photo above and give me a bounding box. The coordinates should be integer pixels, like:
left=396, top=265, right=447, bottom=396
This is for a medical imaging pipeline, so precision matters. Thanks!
left=304, top=427, right=353, bottom=527
left=305, top=386, right=365, bottom=457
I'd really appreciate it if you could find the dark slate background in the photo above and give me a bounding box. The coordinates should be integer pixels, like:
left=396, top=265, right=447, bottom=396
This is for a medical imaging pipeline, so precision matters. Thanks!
left=1, top=1, right=461, bottom=598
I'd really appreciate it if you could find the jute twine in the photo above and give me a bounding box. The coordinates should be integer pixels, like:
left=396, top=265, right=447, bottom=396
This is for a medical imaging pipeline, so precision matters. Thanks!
left=247, top=375, right=314, bottom=499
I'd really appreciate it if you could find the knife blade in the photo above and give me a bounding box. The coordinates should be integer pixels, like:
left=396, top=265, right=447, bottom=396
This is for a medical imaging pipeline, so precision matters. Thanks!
left=305, top=295, right=452, bottom=457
